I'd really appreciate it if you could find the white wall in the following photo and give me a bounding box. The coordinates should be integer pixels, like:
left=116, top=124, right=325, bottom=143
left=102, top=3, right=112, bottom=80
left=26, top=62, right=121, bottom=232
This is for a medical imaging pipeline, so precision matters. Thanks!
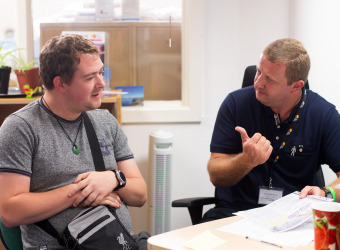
left=290, top=0, right=340, bottom=190
left=291, top=0, right=340, bottom=108
left=127, top=0, right=340, bottom=234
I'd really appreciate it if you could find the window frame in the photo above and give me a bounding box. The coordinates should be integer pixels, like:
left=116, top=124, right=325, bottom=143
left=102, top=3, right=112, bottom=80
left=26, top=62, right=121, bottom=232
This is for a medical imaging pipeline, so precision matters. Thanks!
left=122, top=0, right=204, bottom=123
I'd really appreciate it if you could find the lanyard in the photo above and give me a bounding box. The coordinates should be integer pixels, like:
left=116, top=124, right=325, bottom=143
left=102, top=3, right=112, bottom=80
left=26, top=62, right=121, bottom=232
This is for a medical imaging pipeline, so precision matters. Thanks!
left=262, top=89, right=307, bottom=188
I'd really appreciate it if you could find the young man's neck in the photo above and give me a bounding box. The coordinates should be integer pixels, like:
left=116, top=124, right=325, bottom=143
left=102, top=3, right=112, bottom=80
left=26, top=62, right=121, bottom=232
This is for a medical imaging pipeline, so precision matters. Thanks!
left=43, top=91, right=81, bottom=121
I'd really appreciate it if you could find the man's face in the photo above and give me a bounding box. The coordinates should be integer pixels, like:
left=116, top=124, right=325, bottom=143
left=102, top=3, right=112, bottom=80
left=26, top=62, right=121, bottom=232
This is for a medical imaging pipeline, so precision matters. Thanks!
left=254, top=54, right=293, bottom=110
left=63, top=53, right=105, bottom=113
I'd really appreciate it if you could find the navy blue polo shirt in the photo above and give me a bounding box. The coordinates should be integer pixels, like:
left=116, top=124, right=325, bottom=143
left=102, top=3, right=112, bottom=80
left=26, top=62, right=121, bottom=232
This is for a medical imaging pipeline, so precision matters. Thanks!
left=210, top=86, right=340, bottom=211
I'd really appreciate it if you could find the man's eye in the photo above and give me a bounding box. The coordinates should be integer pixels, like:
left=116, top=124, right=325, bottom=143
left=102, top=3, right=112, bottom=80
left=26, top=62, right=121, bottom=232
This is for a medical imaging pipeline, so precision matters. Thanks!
left=266, top=76, right=273, bottom=82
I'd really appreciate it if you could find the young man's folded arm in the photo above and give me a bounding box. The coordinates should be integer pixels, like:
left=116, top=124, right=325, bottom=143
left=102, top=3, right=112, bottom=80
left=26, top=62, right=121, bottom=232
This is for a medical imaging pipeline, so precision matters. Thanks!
left=0, top=172, right=80, bottom=227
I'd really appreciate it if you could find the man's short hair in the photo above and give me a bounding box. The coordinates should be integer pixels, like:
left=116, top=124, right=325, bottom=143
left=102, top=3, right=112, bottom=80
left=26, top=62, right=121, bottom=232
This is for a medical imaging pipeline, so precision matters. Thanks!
left=39, top=34, right=99, bottom=90
left=263, top=38, right=310, bottom=85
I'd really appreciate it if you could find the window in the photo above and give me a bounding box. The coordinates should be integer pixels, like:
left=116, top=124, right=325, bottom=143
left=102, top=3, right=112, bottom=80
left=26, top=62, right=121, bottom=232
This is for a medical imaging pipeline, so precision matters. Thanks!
left=0, top=0, right=19, bottom=87
left=122, top=0, right=203, bottom=123
left=27, top=0, right=203, bottom=123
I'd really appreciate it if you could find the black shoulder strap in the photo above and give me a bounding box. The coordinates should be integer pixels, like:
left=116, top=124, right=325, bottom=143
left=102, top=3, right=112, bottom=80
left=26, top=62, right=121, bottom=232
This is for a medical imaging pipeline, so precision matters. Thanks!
left=82, top=112, right=106, bottom=171
left=35, top=112, right=106, bottom=244
left=35, top=220, right=65, bottom=246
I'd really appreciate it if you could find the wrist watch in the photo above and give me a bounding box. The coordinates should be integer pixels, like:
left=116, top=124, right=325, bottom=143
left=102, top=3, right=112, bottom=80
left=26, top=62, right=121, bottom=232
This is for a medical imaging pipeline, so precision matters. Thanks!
left=112, top=170, right=126, bottom=191
left=321, top=187, right=333, bottom=199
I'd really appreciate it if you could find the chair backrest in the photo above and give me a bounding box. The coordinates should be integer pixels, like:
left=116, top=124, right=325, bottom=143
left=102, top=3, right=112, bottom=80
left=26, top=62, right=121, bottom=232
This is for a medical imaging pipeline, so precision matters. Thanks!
left=0, top=219, right=22, bottom=250
left=241, top=65, right=310, bottom=89
left=241, top=65, right=324, bottom=187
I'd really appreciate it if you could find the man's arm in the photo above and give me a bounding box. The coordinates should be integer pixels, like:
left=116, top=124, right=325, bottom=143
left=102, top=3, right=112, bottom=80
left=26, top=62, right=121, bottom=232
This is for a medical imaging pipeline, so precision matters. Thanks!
left=208, top=152, right=257, bottom=186
left=115, top=158, right=147, bottom=207
left=300, top=172, right=340, bottom=201
left=208, top=126, right=272, bottom=187
left=70, top=158, right=147, bottom=208
left=0, top=172, right=79, bottom=227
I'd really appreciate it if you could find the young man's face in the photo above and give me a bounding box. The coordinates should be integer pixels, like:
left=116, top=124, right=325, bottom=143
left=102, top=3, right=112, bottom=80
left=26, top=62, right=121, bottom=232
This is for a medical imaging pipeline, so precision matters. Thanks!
left=254, top=54, right=294, bottom=110
left=63, top=53, right=105, bottom=113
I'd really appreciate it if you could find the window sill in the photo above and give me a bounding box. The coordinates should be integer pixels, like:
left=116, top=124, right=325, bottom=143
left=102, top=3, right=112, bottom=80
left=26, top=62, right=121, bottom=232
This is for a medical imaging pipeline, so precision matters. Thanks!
left=121, top=100, right=202, bottom=124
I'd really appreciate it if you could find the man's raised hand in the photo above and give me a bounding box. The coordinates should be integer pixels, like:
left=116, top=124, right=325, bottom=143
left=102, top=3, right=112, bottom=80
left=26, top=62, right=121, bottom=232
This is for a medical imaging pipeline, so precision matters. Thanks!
left=235, top=126, right=273, bottom=167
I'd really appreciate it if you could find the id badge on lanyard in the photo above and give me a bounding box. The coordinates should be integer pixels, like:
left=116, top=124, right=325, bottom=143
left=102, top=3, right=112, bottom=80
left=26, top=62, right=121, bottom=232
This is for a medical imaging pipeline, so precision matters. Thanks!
left=258, top=186, right=283, bottom=205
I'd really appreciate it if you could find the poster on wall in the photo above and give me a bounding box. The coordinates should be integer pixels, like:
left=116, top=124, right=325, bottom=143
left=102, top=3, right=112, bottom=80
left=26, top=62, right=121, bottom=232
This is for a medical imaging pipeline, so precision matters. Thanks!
left=114, top=86, right=144, bottom=106
left=61, top=31, right=107, bottom=66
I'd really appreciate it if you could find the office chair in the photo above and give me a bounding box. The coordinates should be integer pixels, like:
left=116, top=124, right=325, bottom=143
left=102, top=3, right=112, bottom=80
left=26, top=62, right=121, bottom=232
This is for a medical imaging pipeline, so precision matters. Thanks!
left=172, top=65, right=323, bottom=225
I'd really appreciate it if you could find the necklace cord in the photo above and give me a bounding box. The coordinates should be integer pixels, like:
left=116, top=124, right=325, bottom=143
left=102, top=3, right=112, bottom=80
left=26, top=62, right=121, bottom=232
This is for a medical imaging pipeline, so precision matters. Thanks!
left=41, top=96, right=83, bottom=153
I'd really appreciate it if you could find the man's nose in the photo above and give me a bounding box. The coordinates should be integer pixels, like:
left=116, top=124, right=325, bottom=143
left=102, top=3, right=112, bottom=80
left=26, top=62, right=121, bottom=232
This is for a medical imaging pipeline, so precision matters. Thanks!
left=254, top=74, right=264, bottom=88
left=97, top=74, right=106, bottom=88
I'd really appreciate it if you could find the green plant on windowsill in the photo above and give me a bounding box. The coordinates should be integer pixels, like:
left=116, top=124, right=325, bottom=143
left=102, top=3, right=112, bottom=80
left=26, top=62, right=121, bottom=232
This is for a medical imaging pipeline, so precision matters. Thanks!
left=13, top=56, right=40, bottom=95
left=13, top=57, right=38, bottom=72
left=0, top=42, right=19, bottom=69
left=0, top=41, right=19, bottom=94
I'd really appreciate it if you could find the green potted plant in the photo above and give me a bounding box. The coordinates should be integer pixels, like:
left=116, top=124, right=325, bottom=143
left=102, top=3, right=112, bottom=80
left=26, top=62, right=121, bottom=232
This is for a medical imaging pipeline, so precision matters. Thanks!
left=13, top=57, right=40, bottom=95
left=0, top=42, right=18, bottom=94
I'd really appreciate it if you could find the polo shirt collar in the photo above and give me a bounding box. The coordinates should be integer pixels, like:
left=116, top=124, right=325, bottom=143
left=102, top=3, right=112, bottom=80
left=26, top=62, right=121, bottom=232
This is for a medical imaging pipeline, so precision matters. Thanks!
left=260, top=86, right=306, bottom=125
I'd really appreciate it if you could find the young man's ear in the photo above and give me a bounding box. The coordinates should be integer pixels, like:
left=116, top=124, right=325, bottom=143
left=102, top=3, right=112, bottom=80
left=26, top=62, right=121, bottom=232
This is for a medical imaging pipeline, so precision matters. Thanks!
left=53, top=76, right=66, bottom=92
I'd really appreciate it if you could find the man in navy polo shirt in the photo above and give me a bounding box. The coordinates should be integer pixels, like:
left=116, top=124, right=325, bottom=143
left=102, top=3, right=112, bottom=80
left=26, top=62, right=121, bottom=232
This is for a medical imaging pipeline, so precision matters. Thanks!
left=202, top=38, right=340, bottom=222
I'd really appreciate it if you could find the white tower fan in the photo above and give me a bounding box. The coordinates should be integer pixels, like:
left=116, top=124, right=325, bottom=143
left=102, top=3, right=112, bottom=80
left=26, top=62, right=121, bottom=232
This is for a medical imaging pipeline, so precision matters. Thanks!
left=147, top=130, right=174, bottom=235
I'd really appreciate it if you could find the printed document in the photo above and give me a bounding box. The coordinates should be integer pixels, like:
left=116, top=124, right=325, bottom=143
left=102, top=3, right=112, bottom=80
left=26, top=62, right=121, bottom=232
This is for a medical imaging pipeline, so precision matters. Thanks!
left=217, top=191, right=332, bottom=247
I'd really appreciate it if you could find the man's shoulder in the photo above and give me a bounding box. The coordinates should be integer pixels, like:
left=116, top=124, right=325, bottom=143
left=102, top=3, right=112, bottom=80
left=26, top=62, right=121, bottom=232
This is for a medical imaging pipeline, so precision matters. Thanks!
left=86, top=109, right=112, bottom=120
left=4, top=100, right=44, bottom=125
left=306, top=90, right=336, bottom=111
left=230, top=86, right=255, bottom=96
left=86, top=108, right=109, bottom=117
left=221, top=86, right=257, bottom=107
left=85, top=109, right=119, bottom=127
left=13, top=99, right=41, bottom=115
left=303, top=90, right=340, bottom=126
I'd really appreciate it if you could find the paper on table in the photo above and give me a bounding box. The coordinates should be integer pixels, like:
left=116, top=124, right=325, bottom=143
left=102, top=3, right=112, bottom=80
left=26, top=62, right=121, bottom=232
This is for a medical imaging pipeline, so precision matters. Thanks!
left=217, top=191, right=332, bottom=247
left=184, top=231, right=225, bottom=250
left=218, top=217, right=313, bottom=247
left=235, top=191, right=332, bottom=232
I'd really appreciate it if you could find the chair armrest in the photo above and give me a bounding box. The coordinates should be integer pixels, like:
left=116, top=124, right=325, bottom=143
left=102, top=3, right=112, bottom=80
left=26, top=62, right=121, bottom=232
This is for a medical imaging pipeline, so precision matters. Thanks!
left=172, top=197, right=217, bottom=225
left=172, top=197, right=217, bottom=208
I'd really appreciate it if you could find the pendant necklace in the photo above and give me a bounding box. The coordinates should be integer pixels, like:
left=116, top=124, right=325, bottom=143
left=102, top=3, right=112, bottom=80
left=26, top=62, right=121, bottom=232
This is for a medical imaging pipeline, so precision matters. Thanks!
left=42, top=96, right=83, bottom=155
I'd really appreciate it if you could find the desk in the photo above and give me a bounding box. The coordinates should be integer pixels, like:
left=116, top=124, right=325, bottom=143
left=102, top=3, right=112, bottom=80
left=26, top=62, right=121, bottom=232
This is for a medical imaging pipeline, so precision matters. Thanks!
left=147, top=216, right=314, bottom=250
left=0, top=95, right=122, bottom=126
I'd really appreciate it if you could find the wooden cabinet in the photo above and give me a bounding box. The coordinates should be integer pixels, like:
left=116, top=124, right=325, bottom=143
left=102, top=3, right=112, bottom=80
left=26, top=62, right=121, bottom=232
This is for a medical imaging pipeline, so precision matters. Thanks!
left=0, top=95, right=122, bottom=126
left=40, top=22, right=181, bottom=100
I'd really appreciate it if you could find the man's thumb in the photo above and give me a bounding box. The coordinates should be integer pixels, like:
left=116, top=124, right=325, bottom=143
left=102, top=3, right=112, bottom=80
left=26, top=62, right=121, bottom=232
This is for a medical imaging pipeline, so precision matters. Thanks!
left=235, top=126, right=250, bottom=143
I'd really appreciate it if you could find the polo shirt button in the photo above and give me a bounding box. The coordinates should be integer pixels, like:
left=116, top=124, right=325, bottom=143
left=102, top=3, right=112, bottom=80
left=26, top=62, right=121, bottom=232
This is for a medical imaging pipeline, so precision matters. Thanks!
left=276, top=136, right=279, bottom=140
left=277, top=125, right=280, bottom=129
